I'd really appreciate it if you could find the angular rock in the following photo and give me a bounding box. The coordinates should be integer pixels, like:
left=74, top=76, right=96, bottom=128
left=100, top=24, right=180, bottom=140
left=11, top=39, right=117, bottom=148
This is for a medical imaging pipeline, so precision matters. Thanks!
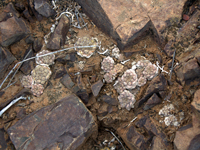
left=28, top=0, right=43, bottom=21
left=175, top=58, right=200, bottom=85
left=0, top=47, right=16, bottom=79
left=23, top=8, right=34, bottom=23
left=60, top=73, right=75, bottom=89
left=33, top=37, right=43, bottom=52
left=0, top=4, right=29, bottom=47
left=56, top=52, right=77, bottom=64
left=101, top=95, right=118, bottom=106
left=34, top=0, right=56, bottom=18
left=75, top=0, right=186, bottom=50
left=46, top=15, right=70, bottom=50
left=143, top=93, right=162, bottom=110
left=91, top=80, right=103, bottom=97
left=20, top=45, right=36, bottom=75
left=53, top=66, right=67, bottom=79
left=135, top=74, right=168, bottom=108
left=76, top=89, right=89, bottom=104
left=164, top=9, right=200, bottom=57
left=0, top=128, right=7, bottom=150
left=174, top=89, right=200, bottom=150
left=25, top=35, right=34, bottom=44
left=7, top=94, right=97, bottom=150
left=117, top=116, right=171, bottom=150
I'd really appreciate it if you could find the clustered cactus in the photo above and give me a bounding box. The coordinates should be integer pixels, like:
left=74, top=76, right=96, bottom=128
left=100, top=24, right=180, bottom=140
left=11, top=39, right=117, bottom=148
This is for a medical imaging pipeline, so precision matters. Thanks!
left=35, top=50, right=55, bottom=65
left=121, top=69, right=137, bottom=89
left=118, top=90, right=136, bottom=111
left=75, top=37, right=98, bottom=58
left=21, top=50, right=55, bottom=97
left=101, top=56, right=115, bottom=72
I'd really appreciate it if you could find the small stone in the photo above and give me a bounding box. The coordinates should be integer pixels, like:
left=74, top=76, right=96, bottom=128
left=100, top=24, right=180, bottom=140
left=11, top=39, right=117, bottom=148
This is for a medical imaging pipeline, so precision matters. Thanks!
left=183, top=14, right=189, bottom=21
left=101, top=95, right=118, bottom=106
left=25, top=35, right=34, bottom=44
left=0, top=47, right=16, bottom=79
left=143, top=93, right=162, bottom=110
left=34, top=0, right=56, bottom=18
left=91, top=80, right=103, bottom=97
left=33, top=37, right=43, bottom=52
left=60, top=73, right=74, bottom=89
left=76, top=89, right=89, bottom=104
left=31, top=84, right=44, bottom=97
left=46, top=15, right=70, bottom=50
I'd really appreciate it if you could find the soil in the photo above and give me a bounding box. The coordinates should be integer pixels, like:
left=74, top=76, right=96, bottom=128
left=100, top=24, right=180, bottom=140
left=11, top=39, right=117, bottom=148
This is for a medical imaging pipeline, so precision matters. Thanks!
left=0, top=0, right=199, bottom=150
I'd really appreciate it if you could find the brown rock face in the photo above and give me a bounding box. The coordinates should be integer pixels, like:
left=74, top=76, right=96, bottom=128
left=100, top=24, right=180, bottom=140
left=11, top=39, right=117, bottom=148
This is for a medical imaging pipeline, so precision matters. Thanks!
left=75, top=0, right=187, bottom=50
left=7, top=94, right=97, bottom=150
left=46, top=15, right=70, bottom=50
left=0, top=3, right=29, bottom=47
left=174, top=89, right=200, bottom=150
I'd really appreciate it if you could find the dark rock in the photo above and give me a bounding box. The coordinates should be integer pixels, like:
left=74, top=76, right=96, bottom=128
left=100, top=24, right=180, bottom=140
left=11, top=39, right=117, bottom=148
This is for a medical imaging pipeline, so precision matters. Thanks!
left=25, top=35, right=34, bottom=44
left=0, top=16, right=30, bottom=47
left=23, top=8, right=34, bottom=23
left=33, top=37, right=43, bottom=52
left=135, top=74, right=168, bottom=108
left=143, top=93, right=162, bottom=110
left=151, top=136, right=168, bottom=150
left=75, top=0, right=186, bottom=50
left=20, top=45, right=36, bottom=75
left=34, top=0, right=56, bottom=18
left=15, top=2, right=26, bottom=12
left=0, top=3, right=20, bottom=22
left=174, top=89, right=200, bottom=150
left=28, top=0, right=43, bottom=21
left=7, top=94, right=97, bottom=150
left=60, top=73, right=75, bottom=89
left=175, top=58, right=200, bottom=85
left=76, top=89, right=89, bottom=104
left=164, top=10, right=200, bottom=57
left=102, top=95, right=118, bottom=106
left=56, top=52, right=77, bottom=63
left=53, top=66, right=67, bottom=79
left=91, top=80, right=103, bottom=97
left=0, top=47, right=16, bottom=79
left=46, top=15, right=70, bottom=50
left=0, top=128, right=7, bottom=150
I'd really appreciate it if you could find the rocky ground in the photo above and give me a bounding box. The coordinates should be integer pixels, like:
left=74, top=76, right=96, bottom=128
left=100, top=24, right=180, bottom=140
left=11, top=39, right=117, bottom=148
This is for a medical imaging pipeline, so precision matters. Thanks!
left=0, top=0, right=200, bottom=150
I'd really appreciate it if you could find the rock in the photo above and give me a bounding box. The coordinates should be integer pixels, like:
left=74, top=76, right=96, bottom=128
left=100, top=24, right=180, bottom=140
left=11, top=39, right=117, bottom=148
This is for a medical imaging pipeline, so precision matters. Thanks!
left=175, top=58, right=200, bottom=85
left=0, top=4, right=30, bottom=47
left=56, top=52, right=77, bottom=63
left=117, top=116, right=171, bottom=150
left=33, top=37, right=43, bottom=52
left=76, top=89, right=89, bottom=104
left=20, top=45, right=36, bottom=75
left=7, top=94, right=97, bottom=150
left=28, top=0, right=43, bottom=21
left=143, top=93, right=162, bottom=110
left=164, top=10, right=200, bottom=57
left=174, top=89, right=200, bottom=150
left=0, top=3, right=20, bottom=22
left=0, top=128, right=7, bottom=150
left=60, top=73, right=75, bottom=89
left=25, top=35, right=34, bottom=44
left=75, top=0, right=186, bottom=50
left=23, top=8, right=34, bottom=23
left=53, top=66, right=67, bottom=79
left=0, top=47, right=16, bottom=79
left=151, top=136, right=168, bottom=150
left=34, top=0, right=56, bottom=18
left=91, top=80, right=103, bottom=97
left=183, top=14, right=190, bottom=21
left=101, top=95, right=118, bottom=106
left=98, top=103, right=109, bottom=116
left=46, top=15, right=70, bottom=50
left=135, top=74, right=168, bottom=108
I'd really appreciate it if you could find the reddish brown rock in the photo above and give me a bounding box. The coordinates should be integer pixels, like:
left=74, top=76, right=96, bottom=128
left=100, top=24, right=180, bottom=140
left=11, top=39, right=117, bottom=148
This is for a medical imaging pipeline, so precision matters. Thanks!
left=135, top=74, right=168, bottom=108
left=174, top=89, right=200, bottom=150
left=101, top=95, right=118, bottom=106
left=46, top=15, right=70, bottom=50
left=7, top=94, right=97, bottom=150
left=0, top=3, right=30, bottom=47
left=60, top=73, right=75, bottom=89
left=0, top=47, right=16, bottom=79
left=164, top=10, right=200, bottom=57
left=20, top=45, right=36, bottom=75
left=34, top=0, right=56, bottom=18
left=143, top=93, right=162, bottom=110
left=175, top=58, right=200, bottom=85
left=75, top=0, right=187, bottom=50
left=91, top=80, right=103, bottom=97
